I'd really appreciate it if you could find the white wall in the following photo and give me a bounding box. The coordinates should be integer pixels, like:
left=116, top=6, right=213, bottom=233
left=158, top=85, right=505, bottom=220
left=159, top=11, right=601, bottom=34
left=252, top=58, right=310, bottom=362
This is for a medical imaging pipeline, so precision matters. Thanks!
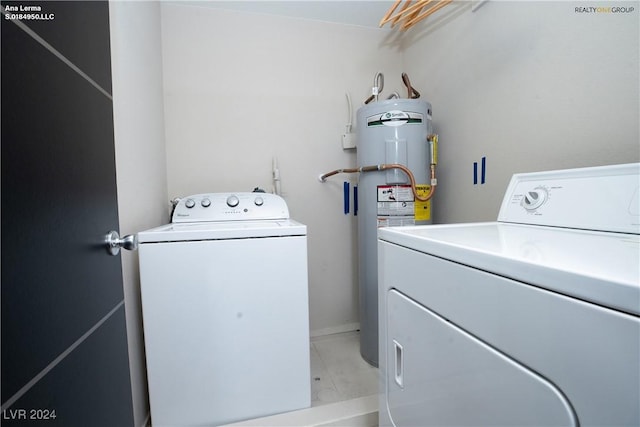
left=401, top=0, right=640, bottom=223
left=160, top=3, right=404, bottom=334
left=110, top=2, right=168, bottom=426
left=158, top=0, right=639, bottom=336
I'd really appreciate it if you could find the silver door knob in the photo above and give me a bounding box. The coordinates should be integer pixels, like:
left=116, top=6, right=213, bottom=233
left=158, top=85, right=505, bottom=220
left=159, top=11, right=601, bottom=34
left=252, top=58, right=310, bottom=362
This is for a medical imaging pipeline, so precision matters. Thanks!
left=105, top=230, right=138, bottom=256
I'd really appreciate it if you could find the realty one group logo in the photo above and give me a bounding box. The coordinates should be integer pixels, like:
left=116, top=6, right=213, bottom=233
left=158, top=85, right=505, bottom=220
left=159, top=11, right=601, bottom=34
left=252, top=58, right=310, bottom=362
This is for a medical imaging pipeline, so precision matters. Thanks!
left=575, top=5, right=635, bottom=13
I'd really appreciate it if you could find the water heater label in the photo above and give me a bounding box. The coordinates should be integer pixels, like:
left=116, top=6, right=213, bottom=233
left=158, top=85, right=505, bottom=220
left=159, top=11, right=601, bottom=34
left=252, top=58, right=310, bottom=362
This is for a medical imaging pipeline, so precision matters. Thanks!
left=367, top=110, right=423, bottom=127
left=377, top=185, right=415, bottom=227
left=376, top=184, right=432, bottom=226
left=414, top=185, right=432, bottom=221
left=377, top=185, right=413, bottom=203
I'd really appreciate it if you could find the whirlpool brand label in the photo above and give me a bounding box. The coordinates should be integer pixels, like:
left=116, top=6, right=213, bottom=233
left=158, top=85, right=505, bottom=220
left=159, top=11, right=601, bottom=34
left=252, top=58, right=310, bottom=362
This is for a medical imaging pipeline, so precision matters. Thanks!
left=367, top=110, right=423, bottom=127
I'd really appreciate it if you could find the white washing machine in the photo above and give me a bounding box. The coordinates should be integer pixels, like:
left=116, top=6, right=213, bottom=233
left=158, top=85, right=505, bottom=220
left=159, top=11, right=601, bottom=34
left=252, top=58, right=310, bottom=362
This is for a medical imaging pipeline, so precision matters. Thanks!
left=138, top=192, right=311, bottom=427
left=378, top=163, right=640, bottom=426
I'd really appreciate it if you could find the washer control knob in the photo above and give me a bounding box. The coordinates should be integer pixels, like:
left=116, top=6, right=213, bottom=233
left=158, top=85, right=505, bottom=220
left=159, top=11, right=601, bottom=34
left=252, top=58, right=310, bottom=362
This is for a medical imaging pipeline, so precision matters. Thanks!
left=254, top=197, right=264, bottom=206
left=201, top=198, right=211, bottom=208
left=522, top=188, right=548, bottom=211
left=226, top=195, right=240, bottom=208
left=185, top=198, right=196, bottom=209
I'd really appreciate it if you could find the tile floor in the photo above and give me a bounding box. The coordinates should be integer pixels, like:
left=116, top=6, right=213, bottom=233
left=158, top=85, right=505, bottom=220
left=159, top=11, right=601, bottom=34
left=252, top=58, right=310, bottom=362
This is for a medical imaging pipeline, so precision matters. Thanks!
left=310, top=331, right=379, bottom=406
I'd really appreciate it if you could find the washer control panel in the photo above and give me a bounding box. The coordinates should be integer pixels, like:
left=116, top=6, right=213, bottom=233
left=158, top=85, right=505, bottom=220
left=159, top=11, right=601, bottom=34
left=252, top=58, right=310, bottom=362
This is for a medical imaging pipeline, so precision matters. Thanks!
left=172, top=192, right=290, bottom=223
left=498, top=163, right=640, bottom=234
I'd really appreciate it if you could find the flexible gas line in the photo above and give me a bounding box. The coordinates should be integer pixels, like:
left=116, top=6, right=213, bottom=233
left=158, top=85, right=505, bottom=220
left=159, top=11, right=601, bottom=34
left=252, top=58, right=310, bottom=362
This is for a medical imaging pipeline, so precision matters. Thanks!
left=319, top=135, right=438, bottom=203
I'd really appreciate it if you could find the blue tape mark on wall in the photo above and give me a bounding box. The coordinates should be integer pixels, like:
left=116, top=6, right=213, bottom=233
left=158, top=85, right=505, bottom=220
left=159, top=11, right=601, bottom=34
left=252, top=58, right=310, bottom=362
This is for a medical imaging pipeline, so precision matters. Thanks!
left=353, top=185, right=358, bottom=216
left=474, top=157, right=487, bottom=185
left=481, top=156, right=486, bottom=184
left=344, top=181, right=350, bottom=214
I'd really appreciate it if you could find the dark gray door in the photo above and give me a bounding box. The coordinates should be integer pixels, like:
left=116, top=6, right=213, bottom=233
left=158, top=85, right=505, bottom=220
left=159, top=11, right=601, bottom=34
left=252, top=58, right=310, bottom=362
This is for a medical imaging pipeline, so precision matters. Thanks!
left=1, top=2, right=134, bottom=426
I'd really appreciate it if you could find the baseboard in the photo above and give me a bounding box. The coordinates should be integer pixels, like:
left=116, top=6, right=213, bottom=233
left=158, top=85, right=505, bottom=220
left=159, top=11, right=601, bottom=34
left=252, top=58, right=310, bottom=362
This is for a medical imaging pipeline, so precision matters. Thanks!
left=317, top=408, right=378, bottom=427
left=222, top=395, right=378, bottom=427
left=310, top=322, right=360, bottom=338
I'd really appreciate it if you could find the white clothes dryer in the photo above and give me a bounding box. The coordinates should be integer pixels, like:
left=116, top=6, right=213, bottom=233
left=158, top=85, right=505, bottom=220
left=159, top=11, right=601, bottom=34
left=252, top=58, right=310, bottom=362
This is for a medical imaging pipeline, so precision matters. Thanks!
left=138, top=193, right=310, bottom=427
left=378, top=163, right=640, bottom=427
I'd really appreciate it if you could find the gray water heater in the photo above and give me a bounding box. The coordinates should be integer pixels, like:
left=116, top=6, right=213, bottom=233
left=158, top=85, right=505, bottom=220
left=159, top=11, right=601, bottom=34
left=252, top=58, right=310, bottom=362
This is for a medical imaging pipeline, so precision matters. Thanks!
left=357, top=99, right=433, bottom=366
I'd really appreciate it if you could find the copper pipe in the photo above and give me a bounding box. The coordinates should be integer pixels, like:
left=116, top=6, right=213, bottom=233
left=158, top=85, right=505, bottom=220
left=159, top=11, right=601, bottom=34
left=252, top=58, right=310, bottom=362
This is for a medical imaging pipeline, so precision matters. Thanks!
left=401, top=73, right=421, bottom=99
left=319, top=163, right=436, bottom=202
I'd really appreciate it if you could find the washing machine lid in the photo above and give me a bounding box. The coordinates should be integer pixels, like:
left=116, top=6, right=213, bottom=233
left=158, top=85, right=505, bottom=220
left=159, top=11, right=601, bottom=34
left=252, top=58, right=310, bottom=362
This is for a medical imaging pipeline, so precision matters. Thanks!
left=378, top=222, right=640, bottom=316
left=138, top=219, right=306, bottom=243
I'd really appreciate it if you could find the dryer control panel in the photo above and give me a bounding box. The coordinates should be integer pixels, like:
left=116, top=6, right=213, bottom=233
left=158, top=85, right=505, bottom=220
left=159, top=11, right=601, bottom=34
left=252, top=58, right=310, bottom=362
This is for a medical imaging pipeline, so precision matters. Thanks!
left=172, top=192, right=290, bottom=222
left=498, top=163, right=640, bottom=234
